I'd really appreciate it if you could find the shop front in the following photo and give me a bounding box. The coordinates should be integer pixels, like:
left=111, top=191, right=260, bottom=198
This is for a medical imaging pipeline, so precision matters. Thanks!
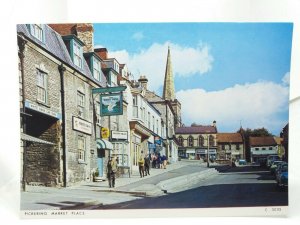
left=196, top=149, right=217, bottom=161
left=96, top=138, right=113, bottom=178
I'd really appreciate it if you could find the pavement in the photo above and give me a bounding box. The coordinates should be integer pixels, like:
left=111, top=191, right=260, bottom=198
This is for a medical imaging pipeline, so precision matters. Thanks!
left=21, top=160, right=225, bottom=211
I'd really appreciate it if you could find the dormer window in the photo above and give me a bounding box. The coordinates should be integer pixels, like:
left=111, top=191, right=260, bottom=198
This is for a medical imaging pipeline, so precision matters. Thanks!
left=29, top=24, right=44, bottom=42
left=73, top=40, right=83, bottom=68
left=93, top=57, right=101, bottom=81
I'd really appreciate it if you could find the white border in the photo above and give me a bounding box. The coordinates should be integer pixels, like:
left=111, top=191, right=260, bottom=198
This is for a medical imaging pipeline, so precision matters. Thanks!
left=1, top=0, right=300, bottom=224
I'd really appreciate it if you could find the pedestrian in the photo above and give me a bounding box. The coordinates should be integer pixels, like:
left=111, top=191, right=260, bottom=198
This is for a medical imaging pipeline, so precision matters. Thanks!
left=162, top=155, right=167, bottom=169
left=152, top=154, right=157, bottom=168
left=107, top=157, right=118, bottom=188
left=138, top=155, right=145, bottom=178
left=144, top=155, right=150, bottom=176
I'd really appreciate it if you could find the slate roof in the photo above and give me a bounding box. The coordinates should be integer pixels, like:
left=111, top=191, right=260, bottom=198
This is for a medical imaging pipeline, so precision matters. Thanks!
left=176, top=126, right=217, bottom=134
left=249, top=136, right=277, bottom=147
left=17, top=24, right=107, bottom=87
left=217, top=133, right=243, bottom=143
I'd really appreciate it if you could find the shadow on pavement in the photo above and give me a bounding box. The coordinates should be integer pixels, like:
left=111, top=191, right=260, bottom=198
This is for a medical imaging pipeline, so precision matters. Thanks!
left=95, top=181, right=288, bottom=209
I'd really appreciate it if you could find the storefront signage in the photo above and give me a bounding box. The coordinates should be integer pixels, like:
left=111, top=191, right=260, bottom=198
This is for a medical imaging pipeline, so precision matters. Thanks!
left=25, top=100, right=61, bottom=119
left=101, top=127, right=110, bottom=139
left=100, top=93, right=123, bottom=116
left=196, top=149, right=217, bottom=154
left=72, top=117, right=92, bottom=135
left=111, top=131, right=128, bottom=140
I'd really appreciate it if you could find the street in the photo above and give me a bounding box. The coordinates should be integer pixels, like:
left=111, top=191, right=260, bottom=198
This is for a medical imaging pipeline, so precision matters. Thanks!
left=93, top=165, right=288, bottom=209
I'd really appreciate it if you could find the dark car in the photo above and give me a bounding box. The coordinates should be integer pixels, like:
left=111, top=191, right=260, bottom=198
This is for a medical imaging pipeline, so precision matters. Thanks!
left=276, top=163, right=288, bottom=189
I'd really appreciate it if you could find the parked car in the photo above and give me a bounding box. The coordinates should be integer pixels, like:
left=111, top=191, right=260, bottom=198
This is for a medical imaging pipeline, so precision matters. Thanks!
left=238, top=159, right=247, bottom=165
left=270, top=160, right=283, bottom=175
left=275, top=162, right=287, bottom=179
left=267, top=155, right=281, bottom=168
left=276, top=163, right=288, bottom=189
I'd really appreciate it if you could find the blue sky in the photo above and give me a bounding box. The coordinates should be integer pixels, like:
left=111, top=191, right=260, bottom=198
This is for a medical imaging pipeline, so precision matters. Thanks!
left=93, top=23, right=293, bottom=135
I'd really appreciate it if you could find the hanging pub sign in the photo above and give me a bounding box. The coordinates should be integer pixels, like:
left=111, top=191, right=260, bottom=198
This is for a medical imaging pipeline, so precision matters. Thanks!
left=101, top=127, right=110, bottom=139
left=100, top=93, right=123, bottom=116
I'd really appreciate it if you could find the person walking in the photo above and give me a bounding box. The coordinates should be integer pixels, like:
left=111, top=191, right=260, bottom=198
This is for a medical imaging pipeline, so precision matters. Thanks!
left=162, top=155, right=167, bottom=169
left=138, top=155, right=145, bottom=178
left=107, top=157, right=118, bottom=188
left=144, top=155, right=150, bottom=176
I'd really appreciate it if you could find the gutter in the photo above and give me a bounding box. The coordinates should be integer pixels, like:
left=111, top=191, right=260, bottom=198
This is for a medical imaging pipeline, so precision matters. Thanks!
left=58, top=64, right=67, bottom=187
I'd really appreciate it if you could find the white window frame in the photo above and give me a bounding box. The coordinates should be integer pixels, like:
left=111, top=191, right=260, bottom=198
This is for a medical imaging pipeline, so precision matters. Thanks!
left=36, top=69, right=47, bottom=104
left=73, top=41, right=83, bottom=68
left=78, top=136, right=86, bottom=162
left=30, top=24, right=44, bottom=42
left=93, top=57, right=101, bottom=81
left=77, top=91, right=85, bottom=118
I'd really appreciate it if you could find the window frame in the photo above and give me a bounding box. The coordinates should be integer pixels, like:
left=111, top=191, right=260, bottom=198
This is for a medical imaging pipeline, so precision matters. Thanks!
left=73, top=40, right=83, bottom=68
left=77, top=91, right=85, bottom=118
left=30, top=24, right=44, bottom=42
left=78, top=136, right=86, bottom=162
left=93, top=57, right=102, bottom=81
left=188, top=136, right=194, bottom=147
left=36, top=69, right=48, bottom=104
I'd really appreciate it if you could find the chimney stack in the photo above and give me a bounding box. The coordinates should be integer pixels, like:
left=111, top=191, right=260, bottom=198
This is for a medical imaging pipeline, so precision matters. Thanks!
left=138, top=75, right=148, bottom=90
left=94, top=48, right=108, bottom=60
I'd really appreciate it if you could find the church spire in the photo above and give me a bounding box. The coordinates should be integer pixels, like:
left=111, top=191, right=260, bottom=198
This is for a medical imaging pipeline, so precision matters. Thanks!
left=163, top=46, right=175, bottom=101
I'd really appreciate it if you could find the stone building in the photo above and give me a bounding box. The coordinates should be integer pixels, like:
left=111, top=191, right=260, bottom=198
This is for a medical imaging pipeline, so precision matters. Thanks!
left=18, top=23, right=118, bottom=188
left=175, top=122, right=218, bottom=161
left=216, top=133, right=245, bottom=162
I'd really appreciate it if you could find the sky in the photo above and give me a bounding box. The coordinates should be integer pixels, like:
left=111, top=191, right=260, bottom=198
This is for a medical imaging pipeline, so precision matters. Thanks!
left=93, top=23, right=293, bottom=135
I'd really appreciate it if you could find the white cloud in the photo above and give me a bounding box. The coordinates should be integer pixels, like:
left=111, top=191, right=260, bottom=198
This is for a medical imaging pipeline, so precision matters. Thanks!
left=132, top=32, right=144, bottom=41
left=176, top=79, right=289, bottom=134
left=282, top=72, right=290, bottom=85
left=108, top=42, right=213, bottom=91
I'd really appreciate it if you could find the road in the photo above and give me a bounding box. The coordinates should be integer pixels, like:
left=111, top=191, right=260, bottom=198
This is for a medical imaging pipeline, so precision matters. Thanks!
left=94, top=165, right=288, bottom=209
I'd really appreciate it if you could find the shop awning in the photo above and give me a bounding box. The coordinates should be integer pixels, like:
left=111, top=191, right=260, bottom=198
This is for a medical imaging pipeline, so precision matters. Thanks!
left=96, top=139, right=113, bottom=150
left=21, top=133, right=54, bottom=145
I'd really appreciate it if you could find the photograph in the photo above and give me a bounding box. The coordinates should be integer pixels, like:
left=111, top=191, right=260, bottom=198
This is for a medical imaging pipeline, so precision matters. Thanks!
left=17, top=22, right=291, bottom=217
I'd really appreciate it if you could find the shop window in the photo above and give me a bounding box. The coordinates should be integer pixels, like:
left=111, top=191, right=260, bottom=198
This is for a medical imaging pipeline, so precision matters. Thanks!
left=36, top=69, right=47, bottom=104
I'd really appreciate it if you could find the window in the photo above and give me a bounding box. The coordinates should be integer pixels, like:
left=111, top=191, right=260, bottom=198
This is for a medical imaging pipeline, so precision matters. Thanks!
left=188, top=136, right=194, bottom=147
left=255, top=148, right=259, bottom=151
left=199, top=135, right=204, bottom=147
left=156, top=119, right=159, bottom=134
left=269, top=147, right=273, bottom=150
left=222, top=144, right=225, bottom=150
left=110, top=73, right=118, bottom=87
left=236, top=144, right=240, bottom=150
left=209, top=135, right=214, bottom=147
left=77, top=91, right=85, bottom=118
left=148, top=112, right=150, bottom=128
left=73, top=41, right=83, bottom=68
left=78, top=136, right=86, bottom=161
left=36, top=69, right=47, bottom=104
left=262, top=147, right=266, bottom=150
left=30, top=24, right=44, bottom=42
left=96, top=101, right=101, bottom=124
left=93, top=58, right=101, bottom=81
left=133, top=95, right=138, bottom=118
left=178, top=136, right=184, bottom=146
left=229, top=144, right=231, bottom=150
left=152, top=116, right=155, bottom=131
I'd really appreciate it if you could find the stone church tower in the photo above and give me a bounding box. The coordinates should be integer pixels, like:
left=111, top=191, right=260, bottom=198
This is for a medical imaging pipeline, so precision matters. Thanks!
left=163, top=47, right=182, bottom=128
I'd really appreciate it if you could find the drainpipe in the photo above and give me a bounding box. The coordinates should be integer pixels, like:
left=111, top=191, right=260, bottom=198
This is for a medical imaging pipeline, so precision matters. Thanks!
left=18, top=35, right=27, bottom=191
left=58, top=64, right=67, bottom=187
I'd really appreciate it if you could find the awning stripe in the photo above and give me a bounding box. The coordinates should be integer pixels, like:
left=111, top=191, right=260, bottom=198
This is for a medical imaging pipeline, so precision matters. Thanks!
left=21, top=133, right=54, bottom=145
left=96, top=139, right=113, bottom=150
